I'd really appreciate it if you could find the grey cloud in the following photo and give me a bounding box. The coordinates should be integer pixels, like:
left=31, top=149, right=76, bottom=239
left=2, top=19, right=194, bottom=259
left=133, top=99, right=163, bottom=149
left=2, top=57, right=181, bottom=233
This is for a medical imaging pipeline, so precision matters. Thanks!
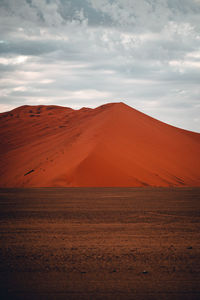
left=0, top=39, right=59, bottom=56
left=88, top=0, right=200, bottom=31
left=58, top=0, right=112, bottom=26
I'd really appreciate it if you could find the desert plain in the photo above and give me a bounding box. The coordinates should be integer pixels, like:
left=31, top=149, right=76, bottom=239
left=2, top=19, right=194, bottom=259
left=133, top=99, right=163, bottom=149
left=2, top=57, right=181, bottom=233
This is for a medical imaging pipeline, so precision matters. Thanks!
left=0, top=187, right=200, bottom=300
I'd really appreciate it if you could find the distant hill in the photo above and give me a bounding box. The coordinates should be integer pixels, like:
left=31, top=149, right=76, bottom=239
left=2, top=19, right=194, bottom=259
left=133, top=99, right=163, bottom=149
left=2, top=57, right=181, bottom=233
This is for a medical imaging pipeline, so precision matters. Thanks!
left=0, top=102, right=200, bottom=187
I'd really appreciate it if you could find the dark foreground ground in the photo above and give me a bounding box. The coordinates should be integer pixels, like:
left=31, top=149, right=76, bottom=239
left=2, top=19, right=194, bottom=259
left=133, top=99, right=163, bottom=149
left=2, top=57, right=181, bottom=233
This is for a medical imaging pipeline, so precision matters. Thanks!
left=0, top=187, right=200, bottom=300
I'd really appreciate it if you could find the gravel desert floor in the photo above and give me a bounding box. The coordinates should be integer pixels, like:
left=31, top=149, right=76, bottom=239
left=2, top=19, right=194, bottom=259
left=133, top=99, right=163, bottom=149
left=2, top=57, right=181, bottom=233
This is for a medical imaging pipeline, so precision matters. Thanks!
left=0, top=187, right=200, bottom=300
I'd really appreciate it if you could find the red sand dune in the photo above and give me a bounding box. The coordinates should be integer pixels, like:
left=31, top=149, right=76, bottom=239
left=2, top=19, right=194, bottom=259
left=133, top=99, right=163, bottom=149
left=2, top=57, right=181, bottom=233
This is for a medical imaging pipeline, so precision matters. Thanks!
left=0, top=102, right=200, bottom=187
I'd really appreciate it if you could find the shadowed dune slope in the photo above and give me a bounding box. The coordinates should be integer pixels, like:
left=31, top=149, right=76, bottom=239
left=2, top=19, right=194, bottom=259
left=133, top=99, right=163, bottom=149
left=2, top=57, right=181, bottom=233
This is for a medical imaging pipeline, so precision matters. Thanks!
left=0, top=102, right=200, bottom=187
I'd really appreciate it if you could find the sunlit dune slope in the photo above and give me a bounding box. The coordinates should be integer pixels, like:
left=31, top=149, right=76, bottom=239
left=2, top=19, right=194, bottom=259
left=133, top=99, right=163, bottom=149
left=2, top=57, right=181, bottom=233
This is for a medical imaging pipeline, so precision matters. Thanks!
left=0, top=102, right=200, bottom=187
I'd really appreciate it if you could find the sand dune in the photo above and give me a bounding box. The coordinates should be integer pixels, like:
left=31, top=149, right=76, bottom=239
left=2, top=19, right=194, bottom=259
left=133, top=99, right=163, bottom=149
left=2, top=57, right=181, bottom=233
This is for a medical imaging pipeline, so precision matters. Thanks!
left=0, top=102, right=200, bottom=187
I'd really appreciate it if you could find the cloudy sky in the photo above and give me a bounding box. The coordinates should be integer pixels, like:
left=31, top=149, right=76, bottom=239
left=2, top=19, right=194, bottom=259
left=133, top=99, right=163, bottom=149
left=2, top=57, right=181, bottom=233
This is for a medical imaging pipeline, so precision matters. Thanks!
left=0, top=0, right=200, bottom=132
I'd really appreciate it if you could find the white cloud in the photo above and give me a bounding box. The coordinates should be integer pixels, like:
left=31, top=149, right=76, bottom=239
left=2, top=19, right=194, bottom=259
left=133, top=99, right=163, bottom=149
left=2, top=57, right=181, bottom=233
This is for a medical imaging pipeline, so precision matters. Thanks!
left=0, top=56, right=28, bottom=65
left=13, top=86, right=27, bottom=92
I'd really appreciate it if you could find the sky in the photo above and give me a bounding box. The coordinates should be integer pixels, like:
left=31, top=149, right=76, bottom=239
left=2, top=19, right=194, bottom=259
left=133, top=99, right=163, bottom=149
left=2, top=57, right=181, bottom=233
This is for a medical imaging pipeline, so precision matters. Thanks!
left=0, top=0, right=200, bottom=132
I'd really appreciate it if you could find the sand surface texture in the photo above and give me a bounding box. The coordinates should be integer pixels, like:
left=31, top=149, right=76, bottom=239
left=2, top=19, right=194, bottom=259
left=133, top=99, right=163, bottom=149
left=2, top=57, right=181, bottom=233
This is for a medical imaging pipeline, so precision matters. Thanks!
left=0, top=102, right=200, bottom=187
left=0, top=187, right=200, bottom=300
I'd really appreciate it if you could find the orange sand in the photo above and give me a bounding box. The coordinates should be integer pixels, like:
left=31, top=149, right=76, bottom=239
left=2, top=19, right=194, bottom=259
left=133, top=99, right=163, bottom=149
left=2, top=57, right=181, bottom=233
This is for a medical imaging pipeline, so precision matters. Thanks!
left=0, top=102, right=200, bottom=187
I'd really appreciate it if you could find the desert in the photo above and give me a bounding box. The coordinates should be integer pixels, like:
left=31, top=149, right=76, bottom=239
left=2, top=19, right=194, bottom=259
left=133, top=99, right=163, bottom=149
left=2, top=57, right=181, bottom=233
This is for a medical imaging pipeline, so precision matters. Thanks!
left=1, top=1, right=200, bottom=299
left=0, top=103, right=200, bottom=299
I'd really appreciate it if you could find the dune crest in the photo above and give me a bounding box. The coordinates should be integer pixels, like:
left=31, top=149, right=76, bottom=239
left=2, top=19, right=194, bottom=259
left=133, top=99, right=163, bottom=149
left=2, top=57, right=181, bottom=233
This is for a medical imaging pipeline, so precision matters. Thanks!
left=0, top=102, right=200, bottom=187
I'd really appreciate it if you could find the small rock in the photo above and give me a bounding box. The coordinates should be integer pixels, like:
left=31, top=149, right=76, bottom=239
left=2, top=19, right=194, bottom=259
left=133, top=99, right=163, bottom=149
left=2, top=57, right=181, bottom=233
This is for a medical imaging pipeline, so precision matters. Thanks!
left=142, top=270, right=148, bottom=274
left=110, top=269, right=117, bottom=273
left=187, top=246, right=193, bottom=250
